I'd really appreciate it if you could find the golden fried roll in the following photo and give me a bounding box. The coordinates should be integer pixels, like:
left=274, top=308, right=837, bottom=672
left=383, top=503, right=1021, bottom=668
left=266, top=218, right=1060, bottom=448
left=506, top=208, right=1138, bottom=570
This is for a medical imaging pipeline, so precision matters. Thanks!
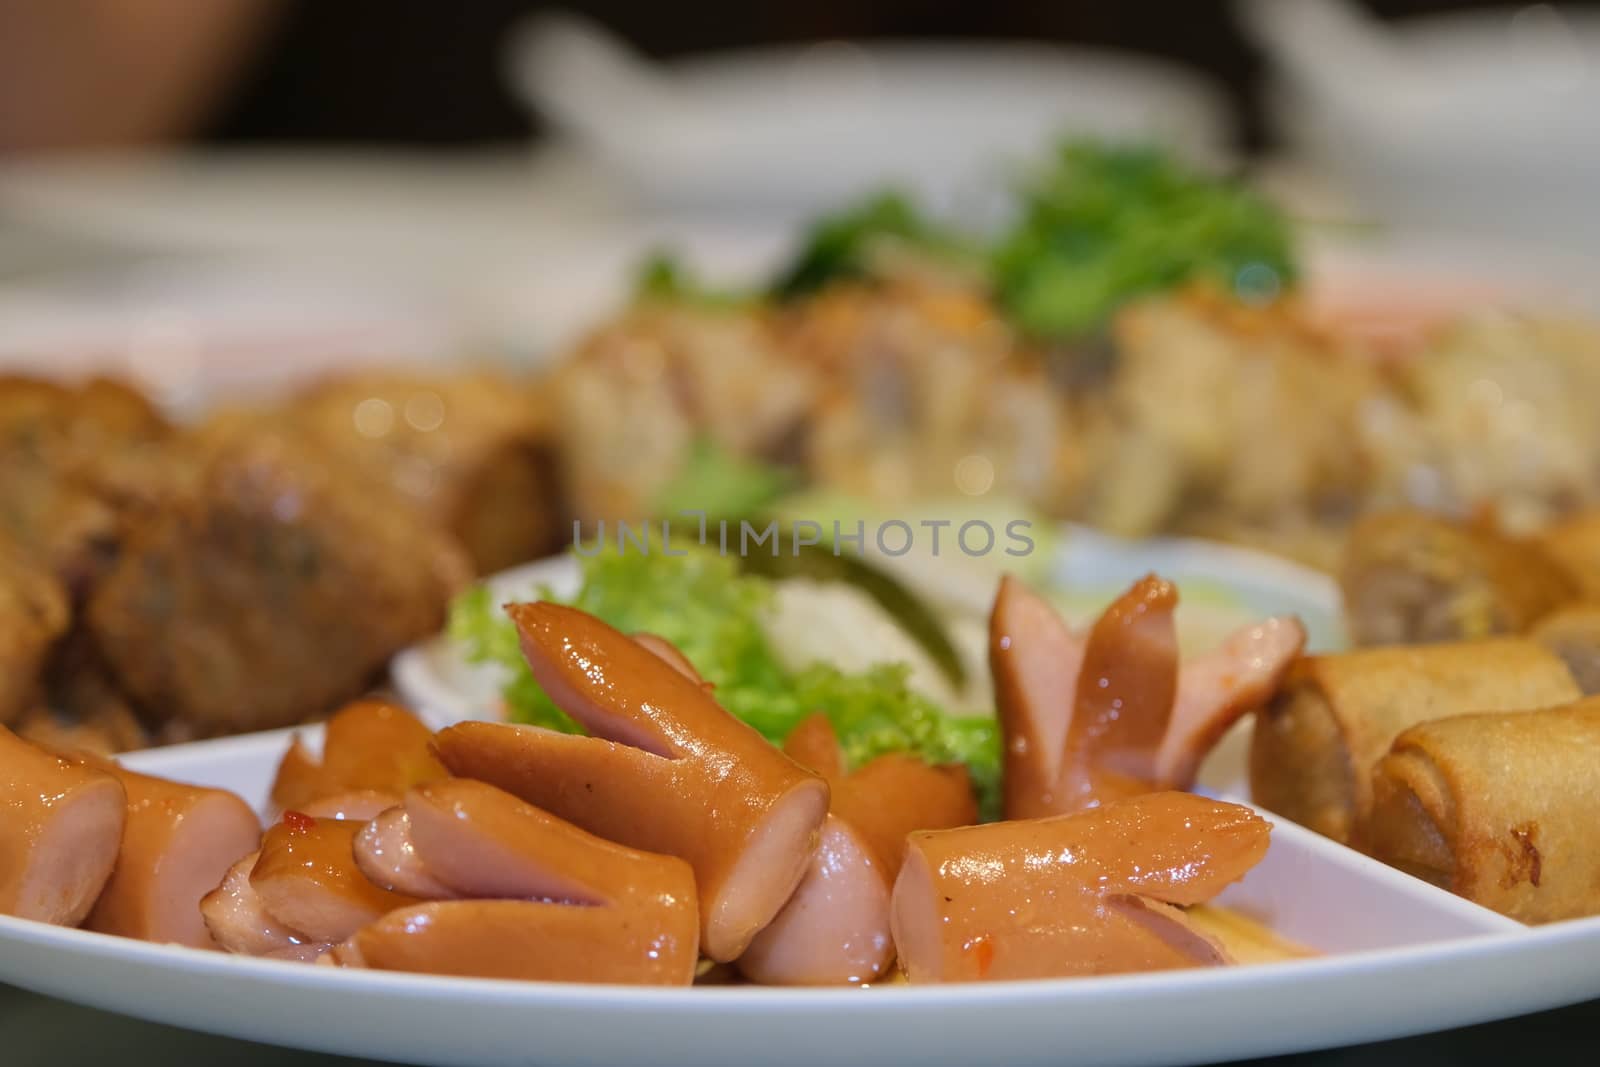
left=0, top=726, right=125, bottom=925
left=1529, top=604, right=1600, bottom=696
left=1250, top=640, right=1581, bottom=843
left=249, top=814, right=422, bottom=944
left=1536, top=512, right=1600, bottom=600
left=1363, top=700, right=1600, bottom=923
left=330, top=898, right=696, bottom=985
left=269, top=700, right=446, bottom=814
left=891, top=792, right=1268, bottom=983
left=434, top=603, right=829, bottom=962
left=1339, top=511, right=1577, bottom=647
left=82, top=763, right=261, bottom=948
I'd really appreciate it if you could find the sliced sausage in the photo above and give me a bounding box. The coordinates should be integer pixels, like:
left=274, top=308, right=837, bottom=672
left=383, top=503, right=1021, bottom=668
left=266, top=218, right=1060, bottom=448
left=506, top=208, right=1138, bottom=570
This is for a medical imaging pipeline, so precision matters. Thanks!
left=1065, top=575, right=1180, bottom=805
left=269, top=700, right=444, bottom=813
left=200, top=852, right=330, bottom=959
left=783, top=715, right=976, bottom=876
left=82, top=763, right=261, bottom=948
left=0, top=725, right=125, bottom=925
left=991, top=574, right=1302, bottom=817
left=989, top=575, right=1086, bottom=818
left=332, top=898, right=697, bottom=985
left=434, top=602, right=828, bottom=962
left=352, top=807, right=458, bottom=899
left=742, top=720, right=974, bottom=985
left=300, top=790, right=402, bottom=822
left=249, top=814, right=422, bottom=944
left=737, top=814, right=893, bottom=986
left=1155, top=616, right=1306, bottom=788
left=891, top=791, right=1269, bottom=983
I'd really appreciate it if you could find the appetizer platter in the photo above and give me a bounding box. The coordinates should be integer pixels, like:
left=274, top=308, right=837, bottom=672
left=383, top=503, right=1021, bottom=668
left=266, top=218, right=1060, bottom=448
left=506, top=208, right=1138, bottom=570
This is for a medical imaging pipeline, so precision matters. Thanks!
left=9, top=138, right=1600, bottom=1066
left=7, top=530, right=1600, bottom=1067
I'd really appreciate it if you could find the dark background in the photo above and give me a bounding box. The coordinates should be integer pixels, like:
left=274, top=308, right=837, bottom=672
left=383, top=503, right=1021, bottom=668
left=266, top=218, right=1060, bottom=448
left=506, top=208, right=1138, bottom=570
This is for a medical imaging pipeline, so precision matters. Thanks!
left=204, top=0, right=1576, bottom=153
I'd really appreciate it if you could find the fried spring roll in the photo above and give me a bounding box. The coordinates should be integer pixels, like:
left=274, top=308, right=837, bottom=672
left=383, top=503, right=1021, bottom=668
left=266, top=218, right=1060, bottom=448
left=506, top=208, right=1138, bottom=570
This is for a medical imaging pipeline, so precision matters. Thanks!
left=82, top=763, right=261, bottom=948
left=0, top=726, right=126, bottom=925
left=1250, top=640, right=1581, bottom=843
left=891, top=792, right=1268, bottom=983
left=433, top=603, right=828, bottom=962
left=1339, top=511, right=1577, bottom=647
left=249, top=814, right=422, bottom=944
left=1529, top=604, right=1600, bottom=697
left=1363, top=700, right=1600, bottom=923
left=1535, top=512, right=1600, bottom=601
left=269, top=700, right=446, bottom=814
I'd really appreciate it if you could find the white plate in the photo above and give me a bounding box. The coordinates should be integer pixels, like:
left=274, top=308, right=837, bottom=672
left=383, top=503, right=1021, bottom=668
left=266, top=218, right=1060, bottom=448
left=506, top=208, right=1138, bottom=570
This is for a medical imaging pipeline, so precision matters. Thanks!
left=0, top=725, right=1561, bottom=1067
left=6, top=534, right=1600, bottom=1066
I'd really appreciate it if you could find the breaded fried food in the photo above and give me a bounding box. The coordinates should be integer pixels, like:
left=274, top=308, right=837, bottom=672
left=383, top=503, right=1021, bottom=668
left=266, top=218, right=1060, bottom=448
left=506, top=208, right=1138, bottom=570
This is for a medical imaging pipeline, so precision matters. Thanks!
left=1339, top=511, right=1578, bottom=647
left=0, top=377, right=170, bottom=594
left=0, top=535, right=69, bottom=726
left=87, top=425, right=469, bottom=737
left=553, top=303, right=817, bottom=520
left=288, top=373, right=565, bottom=573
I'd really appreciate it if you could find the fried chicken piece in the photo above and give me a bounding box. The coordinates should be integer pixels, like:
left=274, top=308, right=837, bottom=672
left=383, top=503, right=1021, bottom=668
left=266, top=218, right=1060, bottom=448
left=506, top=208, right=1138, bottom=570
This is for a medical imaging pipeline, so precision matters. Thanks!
left=87, top=425, right=469, bottom=737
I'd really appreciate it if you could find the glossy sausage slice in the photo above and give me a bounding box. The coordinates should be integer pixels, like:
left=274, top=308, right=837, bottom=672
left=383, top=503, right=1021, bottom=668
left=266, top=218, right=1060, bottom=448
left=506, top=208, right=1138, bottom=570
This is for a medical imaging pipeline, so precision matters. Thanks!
left=891, top=792, right=1269, bottom=983
left=0, top=726, right=125, bottom=925
left=352, top=808, right=458, bottom=899
left=631, top=632, right=709, bottom=688
left=269, top=700, right=445, bottom=813
left=991, top=575, right=1305, bottom=817
left=434, top=602, right=829, bottom=962
left=783, top=715, right=977, bottom=876
left=200, top=851, right=331, bottom=960
left=740, top=720, right=975, bottom=985
left=82, top=763, right=261, bottom=948
left=300, top=790, right=402, bottom=822
left=990, top=576, right=1086, bottom=819
left=331, top=898, right=697, bottom=985
left=1065, top=576, right=1180, bottom=807
left=1154, top=616, right=1306, bottom=788
left=833, top=755, right=977, bottom=877
left=249, top=815, right=422, bottom=943
left=737, top=814, right=894, bottom=986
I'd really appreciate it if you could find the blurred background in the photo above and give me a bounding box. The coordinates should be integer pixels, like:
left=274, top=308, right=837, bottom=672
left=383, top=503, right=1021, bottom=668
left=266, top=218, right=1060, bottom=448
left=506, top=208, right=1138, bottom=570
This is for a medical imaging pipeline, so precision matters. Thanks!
left=3, top=0, right=1600, bottom=550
